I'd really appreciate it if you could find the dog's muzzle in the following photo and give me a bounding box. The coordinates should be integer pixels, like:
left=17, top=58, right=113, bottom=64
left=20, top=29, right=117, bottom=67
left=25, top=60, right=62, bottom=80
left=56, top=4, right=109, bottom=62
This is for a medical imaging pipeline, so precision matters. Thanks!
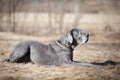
left=85, top=34, right=89, bottom=43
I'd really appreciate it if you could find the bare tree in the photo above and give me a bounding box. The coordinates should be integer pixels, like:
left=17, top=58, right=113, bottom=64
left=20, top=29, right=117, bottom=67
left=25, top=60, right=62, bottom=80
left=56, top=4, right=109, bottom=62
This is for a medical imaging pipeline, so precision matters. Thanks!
left=47, top=0, right=53, bottom=33
left=58, top=0, right=66, bottom=33
left=52, top=0, right=66, bottom=34
left=72, top=0, right=80, bottom=27
left=11, top=0, right=20, bottom=32
left=46, top=0, right=66, bottom=34
left=0, top=0, right=6, bottom=31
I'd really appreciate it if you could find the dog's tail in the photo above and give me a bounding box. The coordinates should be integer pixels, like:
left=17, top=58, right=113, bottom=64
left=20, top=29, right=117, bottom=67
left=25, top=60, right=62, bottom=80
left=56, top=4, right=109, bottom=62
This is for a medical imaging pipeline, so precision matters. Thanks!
left=2, top=58, right=10, bottom=62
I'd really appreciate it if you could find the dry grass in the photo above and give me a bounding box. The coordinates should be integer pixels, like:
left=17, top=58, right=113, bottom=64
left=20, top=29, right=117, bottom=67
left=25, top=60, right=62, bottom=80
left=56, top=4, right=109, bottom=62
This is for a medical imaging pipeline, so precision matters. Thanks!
left=0, top=32, right=120, bottom=80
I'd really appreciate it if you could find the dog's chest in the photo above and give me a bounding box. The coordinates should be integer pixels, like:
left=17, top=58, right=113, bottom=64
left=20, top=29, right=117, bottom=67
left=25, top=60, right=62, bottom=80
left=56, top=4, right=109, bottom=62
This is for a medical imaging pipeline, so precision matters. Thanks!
left=55, top=49, right=73, bottom=62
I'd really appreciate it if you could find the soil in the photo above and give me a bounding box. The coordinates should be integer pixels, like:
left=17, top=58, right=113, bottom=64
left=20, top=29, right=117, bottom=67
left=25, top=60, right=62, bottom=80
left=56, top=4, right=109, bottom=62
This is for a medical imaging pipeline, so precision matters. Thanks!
left=0, top=32, right=120, bottom=80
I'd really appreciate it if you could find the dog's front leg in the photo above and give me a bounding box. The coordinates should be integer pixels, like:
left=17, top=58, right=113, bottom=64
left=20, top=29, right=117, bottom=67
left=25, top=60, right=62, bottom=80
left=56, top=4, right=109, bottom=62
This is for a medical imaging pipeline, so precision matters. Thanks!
left=70, top=61, right=101, bottom=67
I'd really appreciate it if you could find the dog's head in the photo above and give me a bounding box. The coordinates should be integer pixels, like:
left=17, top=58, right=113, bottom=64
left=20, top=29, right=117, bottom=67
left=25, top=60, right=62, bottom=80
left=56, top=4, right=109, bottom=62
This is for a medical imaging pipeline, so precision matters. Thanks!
left=71, top=28, right=89, bottom=44
left=57, top=28, right=89, bottom=50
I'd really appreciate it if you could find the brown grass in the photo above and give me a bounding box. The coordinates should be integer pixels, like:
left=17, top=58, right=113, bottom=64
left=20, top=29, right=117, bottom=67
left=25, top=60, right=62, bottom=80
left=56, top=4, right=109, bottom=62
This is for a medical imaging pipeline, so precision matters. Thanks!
left=0, top=32, right=120, bottom=80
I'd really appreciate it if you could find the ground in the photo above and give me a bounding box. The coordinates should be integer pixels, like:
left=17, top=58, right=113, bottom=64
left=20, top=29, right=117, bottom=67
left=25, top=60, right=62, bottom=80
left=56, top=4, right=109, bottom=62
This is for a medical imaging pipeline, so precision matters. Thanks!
left=0, top=32, right=120, bottom=80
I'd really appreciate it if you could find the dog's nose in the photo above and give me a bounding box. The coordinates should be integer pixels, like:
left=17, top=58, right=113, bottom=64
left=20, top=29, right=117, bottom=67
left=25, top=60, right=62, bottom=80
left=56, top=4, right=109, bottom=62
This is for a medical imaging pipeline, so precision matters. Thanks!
left=86, top=33, right=89, bottom=37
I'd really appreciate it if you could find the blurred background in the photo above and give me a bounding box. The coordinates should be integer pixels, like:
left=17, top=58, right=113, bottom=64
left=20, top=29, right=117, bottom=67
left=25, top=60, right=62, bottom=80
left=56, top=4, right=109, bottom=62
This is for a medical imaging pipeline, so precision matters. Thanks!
left=0, top=0, right=120, bottom=35
left=0, top=0, right=120, bottom=80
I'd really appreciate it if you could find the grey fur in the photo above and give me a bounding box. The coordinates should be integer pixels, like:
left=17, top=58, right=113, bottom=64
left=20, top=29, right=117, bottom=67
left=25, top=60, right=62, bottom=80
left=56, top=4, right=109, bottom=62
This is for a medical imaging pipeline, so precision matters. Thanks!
left=5, top=28, right=96, bottom=66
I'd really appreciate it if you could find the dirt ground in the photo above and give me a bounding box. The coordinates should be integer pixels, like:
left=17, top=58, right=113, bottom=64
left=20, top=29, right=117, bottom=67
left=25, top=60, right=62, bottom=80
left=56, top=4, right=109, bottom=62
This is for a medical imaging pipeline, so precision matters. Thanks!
left=0, top=32, right=120, bottom=80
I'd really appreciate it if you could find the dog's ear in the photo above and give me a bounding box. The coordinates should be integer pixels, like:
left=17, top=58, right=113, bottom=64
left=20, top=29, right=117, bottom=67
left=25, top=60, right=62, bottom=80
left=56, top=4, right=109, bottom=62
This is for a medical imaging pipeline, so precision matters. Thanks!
left=71, top=29, right=80, bottom=39
left=65, top=31, right=73, bottom=44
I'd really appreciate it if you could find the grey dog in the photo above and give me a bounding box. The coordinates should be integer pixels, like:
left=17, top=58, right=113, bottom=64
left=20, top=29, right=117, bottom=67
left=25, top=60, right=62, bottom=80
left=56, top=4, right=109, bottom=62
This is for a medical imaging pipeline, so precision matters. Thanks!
left=4, top=28, right=96, bottom=66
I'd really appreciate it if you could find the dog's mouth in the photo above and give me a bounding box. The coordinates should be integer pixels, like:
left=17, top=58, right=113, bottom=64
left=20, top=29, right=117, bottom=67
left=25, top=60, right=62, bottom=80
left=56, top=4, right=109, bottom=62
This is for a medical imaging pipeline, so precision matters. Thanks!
left=80, top=36, right=89, bottom=44
left=85, top=37, right=89, bottom=43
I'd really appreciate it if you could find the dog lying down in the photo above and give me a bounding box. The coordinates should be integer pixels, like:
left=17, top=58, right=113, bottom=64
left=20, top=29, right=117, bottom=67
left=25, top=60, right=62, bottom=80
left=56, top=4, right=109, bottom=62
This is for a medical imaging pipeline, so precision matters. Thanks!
left=4, top=28, right=100, bottom=67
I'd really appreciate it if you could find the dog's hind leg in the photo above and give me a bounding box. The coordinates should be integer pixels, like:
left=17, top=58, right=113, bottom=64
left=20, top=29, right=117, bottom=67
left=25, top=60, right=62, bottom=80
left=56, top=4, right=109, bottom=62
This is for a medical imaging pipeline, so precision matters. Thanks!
left=6, top=44, right=30, bottom=63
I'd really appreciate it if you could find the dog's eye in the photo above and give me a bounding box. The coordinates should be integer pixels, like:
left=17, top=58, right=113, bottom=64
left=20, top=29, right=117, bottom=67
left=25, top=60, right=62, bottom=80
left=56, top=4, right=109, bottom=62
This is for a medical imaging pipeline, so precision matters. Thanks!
left=78, top=37, right=81, bottom=40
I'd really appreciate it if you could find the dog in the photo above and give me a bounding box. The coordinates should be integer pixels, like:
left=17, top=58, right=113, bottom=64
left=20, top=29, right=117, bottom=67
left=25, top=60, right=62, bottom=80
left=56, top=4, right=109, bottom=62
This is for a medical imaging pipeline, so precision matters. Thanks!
left=4, top=28, right=96, bottom=66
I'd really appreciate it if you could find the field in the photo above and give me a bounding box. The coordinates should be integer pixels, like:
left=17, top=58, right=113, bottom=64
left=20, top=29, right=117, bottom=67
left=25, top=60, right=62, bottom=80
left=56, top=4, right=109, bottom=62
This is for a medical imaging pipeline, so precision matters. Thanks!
left=0, top=0, right=120, bottom=80
left=0, top=32, right=120, bottom=80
